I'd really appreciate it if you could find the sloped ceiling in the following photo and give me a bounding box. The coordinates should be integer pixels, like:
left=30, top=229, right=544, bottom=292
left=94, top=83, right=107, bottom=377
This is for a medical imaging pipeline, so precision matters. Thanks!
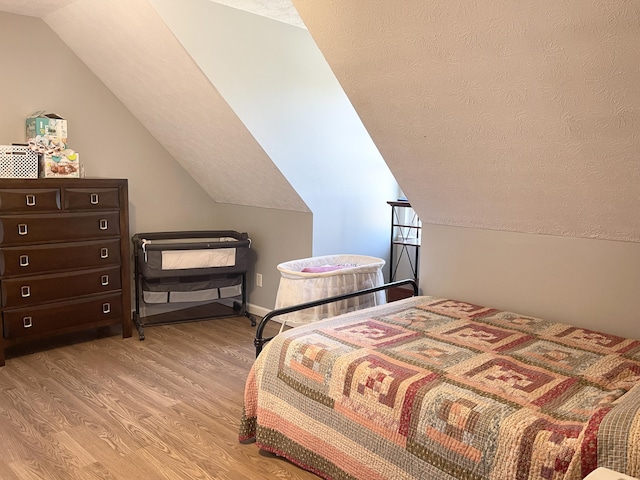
left=209, top=0, right=305, bottom=28
left=0, top=0, right=308, bottom=212
left=293, top=0, right=640, bottom=242
left=3, top=0, right=638, bottom=242
left=0, top=0, right=76, bottom=16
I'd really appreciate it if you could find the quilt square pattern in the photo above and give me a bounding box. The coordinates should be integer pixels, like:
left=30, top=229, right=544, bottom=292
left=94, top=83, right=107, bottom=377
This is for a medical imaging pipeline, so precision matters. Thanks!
left=376, top=306, right=458, bottom=331
left=545, top=325, right=640, bottom=355
left=418, top=298, right=497, bottom=320
left=407, top=382, right=516, bottom=478
left=581, top=355, right=640, bottom=391
left=509, top=340, right=603, bottom=376
left=542, top=383, right=622, bottom=422
left=491, top=409, right=584, bottom=480
left=278, top=332, right=357, bottom=403
left=453, top=356, right=572, bottom=406
left=384, top=337, right=478, bottom=371
left=479, top=310, right=557, bottom=334
left=319, top=319, right=420, bottom=349
left=329, top=351, right=438, bottom=444
left=429, top=320, right=532, bottom=353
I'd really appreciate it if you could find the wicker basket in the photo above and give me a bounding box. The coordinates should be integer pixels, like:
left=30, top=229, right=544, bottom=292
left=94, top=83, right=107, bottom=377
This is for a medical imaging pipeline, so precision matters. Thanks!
left=0, top=145, right=39, bottom=179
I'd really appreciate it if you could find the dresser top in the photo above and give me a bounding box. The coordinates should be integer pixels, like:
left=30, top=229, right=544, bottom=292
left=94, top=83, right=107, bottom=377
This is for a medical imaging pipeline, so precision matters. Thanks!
left=0, top=178, right=127, bottom=188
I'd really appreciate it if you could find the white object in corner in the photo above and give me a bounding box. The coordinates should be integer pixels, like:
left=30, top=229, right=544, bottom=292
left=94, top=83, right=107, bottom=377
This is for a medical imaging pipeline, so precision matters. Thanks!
left=584, top=468, right=639, bottom=480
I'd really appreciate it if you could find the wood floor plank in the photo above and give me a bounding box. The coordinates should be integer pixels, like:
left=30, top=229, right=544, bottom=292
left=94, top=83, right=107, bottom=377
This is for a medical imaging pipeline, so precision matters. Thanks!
left=0, top=316, right=319, bottom=479
left=137, top=445, right=213, bottom=480
left=74, top=462, right=119, bottom=480
left=0, top=407, right=38, bottom=462
left=8, top=458, right=63, bottom=480
left=50, top=431, right=96, bottom=468
left=1, top=406, right=95, bottom=474
left=0, top=460, right=21, bottom=480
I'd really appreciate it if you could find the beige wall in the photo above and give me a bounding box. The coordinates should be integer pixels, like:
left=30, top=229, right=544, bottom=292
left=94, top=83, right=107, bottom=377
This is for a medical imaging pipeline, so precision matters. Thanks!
left=0, top=11, right=312, bottom=313
left=420, top=225, right=640, bottom=340
left=215, top=204, right=312, bottom=313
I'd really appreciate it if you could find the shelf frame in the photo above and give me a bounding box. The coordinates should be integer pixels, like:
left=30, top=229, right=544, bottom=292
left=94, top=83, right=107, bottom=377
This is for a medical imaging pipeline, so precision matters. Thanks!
left=387, top=200, right=421, bottom=284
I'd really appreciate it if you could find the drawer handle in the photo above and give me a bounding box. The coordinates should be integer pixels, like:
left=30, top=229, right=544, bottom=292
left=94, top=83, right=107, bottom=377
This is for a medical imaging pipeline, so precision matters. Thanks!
left=90, top=193, right=99, bottom=205
left=101, top=275, right=109, bottom=286
left=23, top=316, right=33, bottom=328
left=99, top=219, right=108, bottom=230
left=102, top=303, right=111, bottom=314
left=18, top=224, right=28, bottom=236
left=21, top=286, right=31, bottom=298
left=19, top=255, right=29, bottom=267
left=100, top=248, right=109, bottom=259
left=25, top=194, right=36, bottom=207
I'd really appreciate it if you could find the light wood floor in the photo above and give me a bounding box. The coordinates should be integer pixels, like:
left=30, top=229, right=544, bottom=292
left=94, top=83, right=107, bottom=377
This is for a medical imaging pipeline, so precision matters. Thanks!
left=0, top=316, right=320, bottom=480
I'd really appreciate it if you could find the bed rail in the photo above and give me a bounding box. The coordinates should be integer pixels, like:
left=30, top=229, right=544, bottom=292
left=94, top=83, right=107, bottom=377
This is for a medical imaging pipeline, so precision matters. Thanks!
left=254, top=278, right=418, bottom=356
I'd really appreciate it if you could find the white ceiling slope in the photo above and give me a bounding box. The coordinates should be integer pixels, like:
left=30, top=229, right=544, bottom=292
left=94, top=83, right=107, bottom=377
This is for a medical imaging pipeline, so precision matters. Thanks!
left=293, top=0, right=640, bottom=242
left=0, top=0, right=308, bottom=212
left=209, top=0, right=305, bottom=28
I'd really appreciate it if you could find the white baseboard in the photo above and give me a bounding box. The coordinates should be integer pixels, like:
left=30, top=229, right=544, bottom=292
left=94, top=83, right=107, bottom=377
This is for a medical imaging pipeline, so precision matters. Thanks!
left=247, top=303, right=273, bottom=320
left=247, top=303, right=288, bottom=325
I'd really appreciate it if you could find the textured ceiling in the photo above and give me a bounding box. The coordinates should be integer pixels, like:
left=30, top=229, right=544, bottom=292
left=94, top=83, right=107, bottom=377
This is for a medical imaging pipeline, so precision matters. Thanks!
left=0, top=0, right=303, bottom=25
left=293, top=0, right=640, bottom=242
left=0, top=0, right=308, bottom=211
left=0, top=0, right=74, bottom=16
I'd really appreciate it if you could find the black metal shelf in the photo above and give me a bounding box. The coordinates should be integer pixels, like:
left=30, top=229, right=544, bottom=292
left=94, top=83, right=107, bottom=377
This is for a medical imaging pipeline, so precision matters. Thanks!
left=387, top=200, right=421, bottom=284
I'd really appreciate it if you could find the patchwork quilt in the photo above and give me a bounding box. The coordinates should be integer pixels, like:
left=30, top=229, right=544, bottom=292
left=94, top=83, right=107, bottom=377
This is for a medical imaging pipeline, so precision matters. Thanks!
left=239, top=297, right=640, bottom=480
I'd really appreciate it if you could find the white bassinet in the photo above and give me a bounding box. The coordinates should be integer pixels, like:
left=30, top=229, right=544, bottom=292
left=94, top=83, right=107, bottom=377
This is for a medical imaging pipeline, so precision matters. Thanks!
left=274, top=254, right=386, bottom=326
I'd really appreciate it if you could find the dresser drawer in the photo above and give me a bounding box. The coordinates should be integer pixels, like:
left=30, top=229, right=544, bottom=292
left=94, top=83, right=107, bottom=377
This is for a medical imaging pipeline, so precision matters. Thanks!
left=0, top=178, right=131, bottom=366
left=0, top=188, right=60, bottom=213
left=1, top=265, right=121, bottom=308
left=0, top=239, right=121, bottom=276
left=2, top=293, right=123, bottom=340
left=63, top=188, right=120, bottom=210
left=0, top=212, right=120, bottom=246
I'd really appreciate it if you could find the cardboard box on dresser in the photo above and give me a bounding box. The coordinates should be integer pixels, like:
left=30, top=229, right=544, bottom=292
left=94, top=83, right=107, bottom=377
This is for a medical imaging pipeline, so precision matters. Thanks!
left=25, top=112, right=81, bottom=178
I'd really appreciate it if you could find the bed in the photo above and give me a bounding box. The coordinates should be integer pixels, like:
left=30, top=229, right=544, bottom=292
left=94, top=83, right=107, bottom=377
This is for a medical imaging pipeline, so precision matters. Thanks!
left=132, top=230, right=253, bottom=340
left=240, top=286, right=640, bottom=480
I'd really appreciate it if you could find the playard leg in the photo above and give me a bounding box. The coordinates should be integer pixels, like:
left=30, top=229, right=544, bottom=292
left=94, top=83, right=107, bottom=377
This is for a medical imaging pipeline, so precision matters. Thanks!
left=133, top=312, right=145, bottom=341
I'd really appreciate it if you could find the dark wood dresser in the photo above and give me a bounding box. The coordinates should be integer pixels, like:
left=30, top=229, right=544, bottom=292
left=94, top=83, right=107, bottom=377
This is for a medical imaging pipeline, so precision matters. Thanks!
left=0, top=178, right=131, bottom=365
